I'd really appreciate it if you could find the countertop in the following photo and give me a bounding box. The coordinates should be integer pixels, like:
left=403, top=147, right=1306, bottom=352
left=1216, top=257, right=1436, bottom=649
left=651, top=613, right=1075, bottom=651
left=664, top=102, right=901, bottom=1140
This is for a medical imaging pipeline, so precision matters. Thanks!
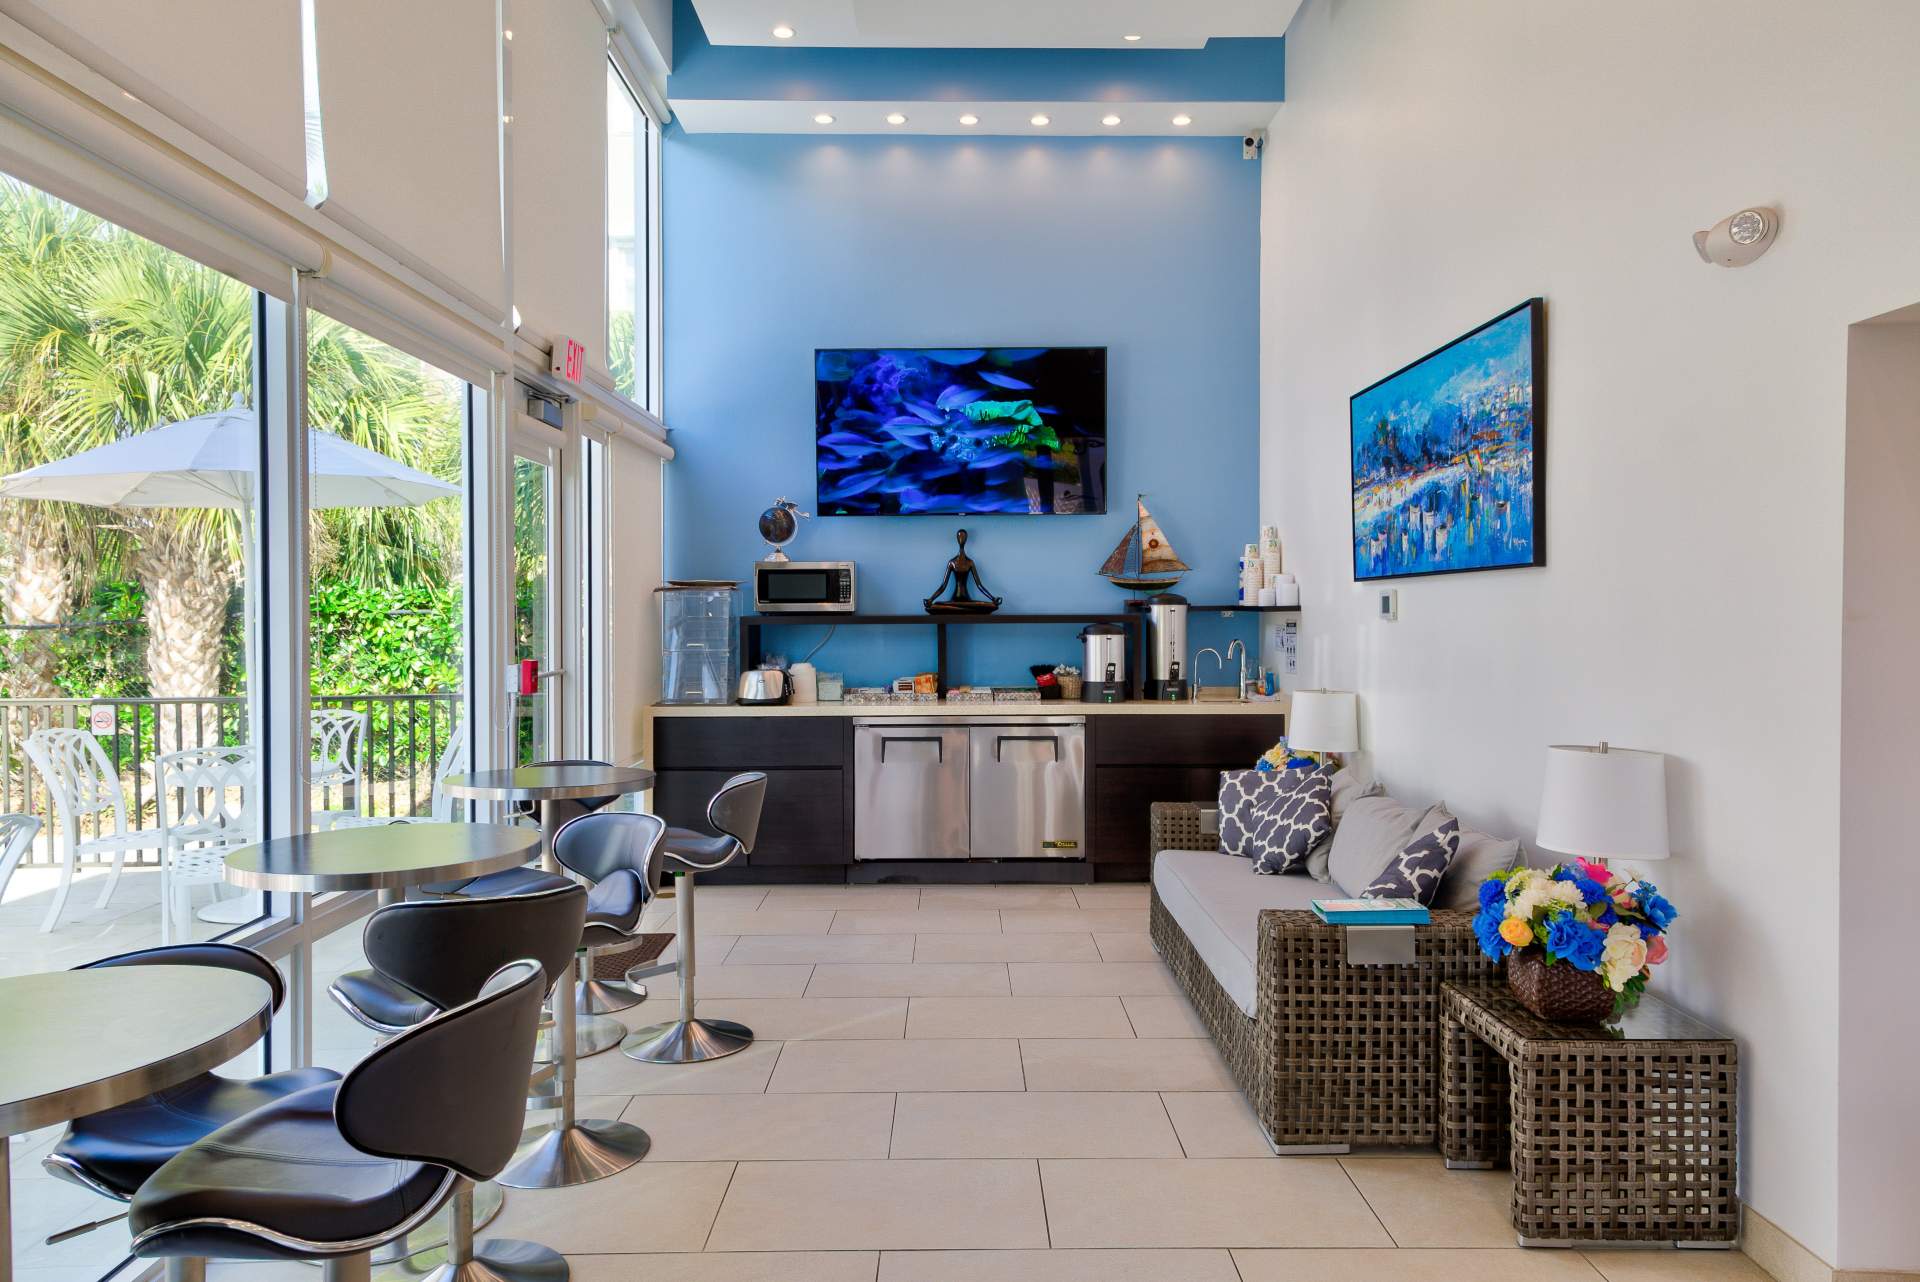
left=649, top=698, right=1288, bottom=718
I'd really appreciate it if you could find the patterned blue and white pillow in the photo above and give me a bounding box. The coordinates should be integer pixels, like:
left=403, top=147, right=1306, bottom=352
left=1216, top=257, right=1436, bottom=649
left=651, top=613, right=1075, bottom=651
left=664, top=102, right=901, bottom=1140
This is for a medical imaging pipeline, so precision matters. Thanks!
left=1362, top=817, right=1461, bottom=905
left=1248, top=767, right=1334, bottom=876
left=1217, top=767, right=1308, bottom=859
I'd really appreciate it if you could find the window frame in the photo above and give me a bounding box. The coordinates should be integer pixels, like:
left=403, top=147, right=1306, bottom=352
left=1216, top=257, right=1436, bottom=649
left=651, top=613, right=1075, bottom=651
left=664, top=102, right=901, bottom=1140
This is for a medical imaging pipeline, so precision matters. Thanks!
left=605, top=56, right=662, bottom=419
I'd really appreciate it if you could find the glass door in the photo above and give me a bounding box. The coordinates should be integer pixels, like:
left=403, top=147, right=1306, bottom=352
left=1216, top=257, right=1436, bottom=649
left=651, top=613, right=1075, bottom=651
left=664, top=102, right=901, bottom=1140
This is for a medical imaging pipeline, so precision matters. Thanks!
left=512, top=440, right=561, bottom=766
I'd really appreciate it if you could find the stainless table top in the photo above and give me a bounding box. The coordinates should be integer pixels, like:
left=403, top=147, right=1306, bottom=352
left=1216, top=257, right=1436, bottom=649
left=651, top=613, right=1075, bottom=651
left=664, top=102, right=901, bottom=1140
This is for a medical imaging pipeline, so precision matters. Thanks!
left=443, top=764, right=656, bottom=803
left=0, top=966, right=273, bottom=1136
left=223, top=822, right=540, bottom=893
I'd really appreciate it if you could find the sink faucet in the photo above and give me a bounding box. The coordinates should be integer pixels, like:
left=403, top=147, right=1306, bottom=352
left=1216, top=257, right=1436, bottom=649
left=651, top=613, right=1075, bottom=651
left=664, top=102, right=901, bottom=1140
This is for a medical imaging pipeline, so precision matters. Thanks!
left=1191, top=647, right=1226, bottom=702
left=1226, top=639, right=1250, bottom=701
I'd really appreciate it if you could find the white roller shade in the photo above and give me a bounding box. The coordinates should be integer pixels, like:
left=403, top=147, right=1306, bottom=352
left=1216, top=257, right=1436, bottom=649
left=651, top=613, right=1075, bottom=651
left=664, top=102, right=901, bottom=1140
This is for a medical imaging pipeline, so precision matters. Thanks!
left=313, top=0, right=506, bottom=319
left=0, top=0, right=306, bottom=194
left=510, top=0, right=608, bottom=353
left=605, top=433, right=663, bottom=765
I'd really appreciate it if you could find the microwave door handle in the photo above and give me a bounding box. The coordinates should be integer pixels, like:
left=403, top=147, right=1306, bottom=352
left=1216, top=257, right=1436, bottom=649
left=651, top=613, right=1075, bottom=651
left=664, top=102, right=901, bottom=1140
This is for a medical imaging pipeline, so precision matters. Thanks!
left=880, top=736, right=944, bottom=764
left=994, top=735, right=1060, bottom=763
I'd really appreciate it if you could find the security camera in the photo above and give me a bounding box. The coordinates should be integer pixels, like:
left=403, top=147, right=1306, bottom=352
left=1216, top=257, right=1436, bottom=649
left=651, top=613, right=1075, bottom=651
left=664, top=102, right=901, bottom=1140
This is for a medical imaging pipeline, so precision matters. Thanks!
left=1694, top=207, right=1779, bottom=267
left=1242, top=130, right=1264, bottom=161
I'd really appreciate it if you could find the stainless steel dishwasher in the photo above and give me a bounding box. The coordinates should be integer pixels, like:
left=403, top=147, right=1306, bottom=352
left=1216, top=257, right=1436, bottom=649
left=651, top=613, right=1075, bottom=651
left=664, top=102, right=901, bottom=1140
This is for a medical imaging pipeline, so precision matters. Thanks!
left=853, top=716, right=1086, bottom=861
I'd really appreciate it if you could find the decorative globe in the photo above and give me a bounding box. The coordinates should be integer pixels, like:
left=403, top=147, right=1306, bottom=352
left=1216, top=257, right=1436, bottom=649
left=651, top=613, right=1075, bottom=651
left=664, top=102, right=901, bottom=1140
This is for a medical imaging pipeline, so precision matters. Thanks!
left=758, top=502, right=799, bottom=551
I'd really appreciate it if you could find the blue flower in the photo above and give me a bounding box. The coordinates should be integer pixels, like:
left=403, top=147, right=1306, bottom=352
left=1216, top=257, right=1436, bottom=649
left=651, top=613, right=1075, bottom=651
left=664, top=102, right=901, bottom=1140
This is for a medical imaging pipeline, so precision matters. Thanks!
left=1640, top=886, right=1678, bottom=932
left=1553, top=866, right=1610, bottom=906
left=1473, top=905, right=1513, bottom=960
left=1544, top=909, right=1605, bottom=971
left=1477, top=878, right=1507, bottom=911
left=1594, top=904, right=1618, bottom=927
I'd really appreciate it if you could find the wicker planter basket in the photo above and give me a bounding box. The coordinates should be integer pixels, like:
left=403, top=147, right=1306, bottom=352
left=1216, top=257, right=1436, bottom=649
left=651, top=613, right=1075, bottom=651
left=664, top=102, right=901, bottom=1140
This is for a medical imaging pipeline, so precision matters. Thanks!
left=1506, top=949, right=1614, bottom=1022
left=1056, top=675, right=1084, bottom=700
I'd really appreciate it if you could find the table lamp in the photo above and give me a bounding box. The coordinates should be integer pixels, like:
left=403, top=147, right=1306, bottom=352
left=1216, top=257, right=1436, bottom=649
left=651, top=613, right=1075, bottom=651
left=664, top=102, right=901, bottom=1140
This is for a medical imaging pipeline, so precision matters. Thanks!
left=1536, top=742, right=1669, bottom=865
left=1287, top=689, right=1360, bottom=765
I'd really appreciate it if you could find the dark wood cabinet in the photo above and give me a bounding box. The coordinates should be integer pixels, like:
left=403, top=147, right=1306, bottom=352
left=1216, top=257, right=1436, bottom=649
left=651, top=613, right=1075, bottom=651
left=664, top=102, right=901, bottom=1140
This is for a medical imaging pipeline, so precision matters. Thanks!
left=653, top=767, right=846, bottom=866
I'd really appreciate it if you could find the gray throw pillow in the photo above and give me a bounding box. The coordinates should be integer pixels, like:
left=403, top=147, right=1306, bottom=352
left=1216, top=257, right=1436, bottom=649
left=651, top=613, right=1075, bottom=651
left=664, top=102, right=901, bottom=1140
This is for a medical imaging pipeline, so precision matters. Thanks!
left=1216, top=767, right=1306, bottom=859
left=1305, top=769, right=1386, bottom=883
left=1433, top=827, right=1524, bottom=909
left=1249, top=767, right=1333, bottom=875
left=1363, top=817, right=1461, bottom=904
left=1327, top=795, right=1448, bottom=897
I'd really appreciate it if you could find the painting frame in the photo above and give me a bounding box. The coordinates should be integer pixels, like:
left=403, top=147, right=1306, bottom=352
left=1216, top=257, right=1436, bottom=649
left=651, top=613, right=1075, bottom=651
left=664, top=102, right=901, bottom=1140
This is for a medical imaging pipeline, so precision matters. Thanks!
left=1349, top=298, right=1547, bottom=583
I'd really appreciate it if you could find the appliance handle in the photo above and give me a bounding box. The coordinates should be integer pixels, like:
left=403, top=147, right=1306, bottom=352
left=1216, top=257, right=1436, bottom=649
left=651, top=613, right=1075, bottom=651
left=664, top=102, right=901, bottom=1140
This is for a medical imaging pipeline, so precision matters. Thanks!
left=994, top=735, right=1060, bottom=763
left=880, top=735, right=944, bottom=764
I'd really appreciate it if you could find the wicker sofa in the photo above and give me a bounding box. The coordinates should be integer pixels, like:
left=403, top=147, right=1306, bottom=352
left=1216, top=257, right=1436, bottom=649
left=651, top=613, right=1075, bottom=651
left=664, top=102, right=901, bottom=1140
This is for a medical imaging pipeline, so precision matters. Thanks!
left=1148, top=800, right=1499, bottom=1154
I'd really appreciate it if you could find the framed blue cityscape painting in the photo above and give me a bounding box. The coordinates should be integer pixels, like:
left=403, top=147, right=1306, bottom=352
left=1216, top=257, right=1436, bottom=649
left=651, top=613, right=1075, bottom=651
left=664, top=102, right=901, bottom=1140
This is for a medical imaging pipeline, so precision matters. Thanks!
left=1350, top=299, right=1546, bottom=581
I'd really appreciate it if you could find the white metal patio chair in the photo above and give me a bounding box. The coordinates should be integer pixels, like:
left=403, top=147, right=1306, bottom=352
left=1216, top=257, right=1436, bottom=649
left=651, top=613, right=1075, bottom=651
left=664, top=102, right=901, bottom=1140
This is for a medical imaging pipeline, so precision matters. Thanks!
left=309, top=707, right=370, bottom=829
left=21, top=728, right=166, bottom=933
left=0, top=813, right=43, bottom=908
left=328, top=727, right=468, bottom=828
left=155, top=745, right=260, bottom=942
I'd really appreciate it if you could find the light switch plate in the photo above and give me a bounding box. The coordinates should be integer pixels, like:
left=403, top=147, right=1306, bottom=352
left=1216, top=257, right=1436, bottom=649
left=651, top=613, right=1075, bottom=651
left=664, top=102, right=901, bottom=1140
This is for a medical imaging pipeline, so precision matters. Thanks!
left=1378, top=588, right=1398, bottom=621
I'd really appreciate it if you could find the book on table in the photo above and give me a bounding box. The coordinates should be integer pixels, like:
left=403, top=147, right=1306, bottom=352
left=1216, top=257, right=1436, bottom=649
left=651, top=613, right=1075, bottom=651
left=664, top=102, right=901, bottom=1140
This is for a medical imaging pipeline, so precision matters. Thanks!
left=1311, top=897, right=1431, bottom=925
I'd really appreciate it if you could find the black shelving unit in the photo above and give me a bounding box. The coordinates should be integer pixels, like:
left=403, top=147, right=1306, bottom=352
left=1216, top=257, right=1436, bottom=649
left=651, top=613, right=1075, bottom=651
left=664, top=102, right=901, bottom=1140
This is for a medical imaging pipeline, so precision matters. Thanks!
left=1173, top=604, right=1303, bottom=614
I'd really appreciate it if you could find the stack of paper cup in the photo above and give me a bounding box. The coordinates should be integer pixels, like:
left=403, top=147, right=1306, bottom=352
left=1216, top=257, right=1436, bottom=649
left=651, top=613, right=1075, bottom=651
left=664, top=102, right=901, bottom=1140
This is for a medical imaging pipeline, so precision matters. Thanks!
left=1240, top=544, right=1264, bottom=602
left=1269, top=572, right=1300, bottom=607
left=1259, top=525, right=1283, bottom=580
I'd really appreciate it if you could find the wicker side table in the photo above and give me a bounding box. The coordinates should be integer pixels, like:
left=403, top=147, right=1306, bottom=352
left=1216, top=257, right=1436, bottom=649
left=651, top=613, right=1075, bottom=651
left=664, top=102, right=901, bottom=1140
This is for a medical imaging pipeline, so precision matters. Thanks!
left=1439, top=981, right=1739, bottom=1248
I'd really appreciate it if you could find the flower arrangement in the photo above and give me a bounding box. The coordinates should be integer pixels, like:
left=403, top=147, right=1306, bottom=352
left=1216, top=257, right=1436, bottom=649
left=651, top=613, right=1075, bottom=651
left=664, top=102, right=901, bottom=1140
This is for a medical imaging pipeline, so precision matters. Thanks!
left=1256, top=739, right=1319, bottom=773
left=1472, top=858, right=1677, bottom=1014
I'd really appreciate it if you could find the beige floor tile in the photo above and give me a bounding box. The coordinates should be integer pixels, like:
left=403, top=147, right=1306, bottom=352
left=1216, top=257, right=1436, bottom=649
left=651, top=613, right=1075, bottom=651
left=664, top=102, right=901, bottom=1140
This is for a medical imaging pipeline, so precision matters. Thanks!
left=917, top=885, right=1079, bottom=908
left=1578, top=1253, right=1777, bottom=1281
left=911, top=932, right=1100, bottom=962
left=576, top=1037, right=782, bottom=1095
left=1042, top=1157, right=1392, bottom=1248
left=1338, top=1151, right=1516, bottom=1246
left=680, top=886, right=770, bottom=909
left=727, top=934, right=916, bottom=964
left=831, top=908, right=1003, bottom=934
left=807, top=962, right=1010, bottom=997
left=1073, top=884, right=1151, bottom=908
left=699, top=908, right=838, bottom=935
left=1021, top=1038, right=1236, bottom=1091
left=890, top=1091, right=1181, bottom=1158
left=770, top=1038, right=1024, bottom=1092
left=1093, top=932, right=1159, bottom=961
left=618, top=1091, right=894, bottom=1160
left=622, top=963, right=815, bottom=1006
left=761, top=886, right=923, bottom=910
left=1121, top=994, right=1209, bottom=1037
left=1233, top=1248, right=1607, bottom=1281
left=880, top=1248, right=1240, bottom=1281
left=906, top=995, right=1134, bottom=1038
left=1008, top=961, right=1178, bottom=996
left=999, top=908, right=1148, bottom=934
left=486, top=1159, right=735, bottom=1253
left=696, top=997, right=907, bottom=1040
left=707, top=1159, right=1048, bottom=1251
left=569, top=1253, right=879, bottom=1282
left=1161, top=1091, right=1271, bottom=1156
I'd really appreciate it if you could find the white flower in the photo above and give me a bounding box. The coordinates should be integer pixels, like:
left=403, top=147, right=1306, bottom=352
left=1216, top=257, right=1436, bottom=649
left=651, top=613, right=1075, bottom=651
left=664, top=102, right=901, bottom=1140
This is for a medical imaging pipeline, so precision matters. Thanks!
left=1599, top=923, right=1648, bottom=991
left=1514, top=879, right=1556, bottom=919
left=1547, top=880, right=1585, bottom=908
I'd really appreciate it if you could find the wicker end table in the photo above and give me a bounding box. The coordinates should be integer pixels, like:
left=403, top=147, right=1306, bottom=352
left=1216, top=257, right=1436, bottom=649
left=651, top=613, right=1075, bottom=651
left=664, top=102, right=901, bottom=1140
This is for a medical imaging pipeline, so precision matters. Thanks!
left=1439, top=981, right=1739, bottom=1248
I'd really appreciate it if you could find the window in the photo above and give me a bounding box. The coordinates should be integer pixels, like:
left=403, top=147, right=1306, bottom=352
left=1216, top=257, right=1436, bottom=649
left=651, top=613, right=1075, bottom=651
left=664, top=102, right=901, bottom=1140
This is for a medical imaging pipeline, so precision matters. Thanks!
left=607, top=59, right=658, bottom=414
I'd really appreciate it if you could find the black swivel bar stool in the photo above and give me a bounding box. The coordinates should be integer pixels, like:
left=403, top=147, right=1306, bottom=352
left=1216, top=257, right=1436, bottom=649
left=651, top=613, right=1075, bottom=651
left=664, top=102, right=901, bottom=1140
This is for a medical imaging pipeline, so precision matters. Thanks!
left=621, top=771, right=767, bottom=1064
left=41, top=944, right=339, bottom=1241
left=129, top=957, right=552, bottom=1282
left=550, top=809, right=669, bottom=1023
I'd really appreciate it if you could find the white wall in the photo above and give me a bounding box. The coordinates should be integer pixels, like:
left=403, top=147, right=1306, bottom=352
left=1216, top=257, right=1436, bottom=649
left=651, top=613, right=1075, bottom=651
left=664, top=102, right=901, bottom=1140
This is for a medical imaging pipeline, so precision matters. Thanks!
left=1260, top=0, right=1920, bottom=1268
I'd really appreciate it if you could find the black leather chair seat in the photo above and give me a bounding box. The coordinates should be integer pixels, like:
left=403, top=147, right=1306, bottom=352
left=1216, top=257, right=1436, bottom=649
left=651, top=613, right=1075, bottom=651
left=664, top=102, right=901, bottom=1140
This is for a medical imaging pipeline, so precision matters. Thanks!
left=50, top=1067, right=338, bottom=1199
left=129, top=1082, right=451, bottom=1262
left=431, top=864, right=571, bottom=898
left=662, top=828, right=735, bottom=864
left=330, top=970, right=436, bottom=1032
left=579, top=870, right=647, bottom=947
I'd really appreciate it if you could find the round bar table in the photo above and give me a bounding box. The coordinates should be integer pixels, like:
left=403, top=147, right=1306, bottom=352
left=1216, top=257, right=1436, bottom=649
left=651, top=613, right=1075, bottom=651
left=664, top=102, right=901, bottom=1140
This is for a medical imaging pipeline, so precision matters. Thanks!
left=442, top=765, right=656, bottom=1190
left=0, top=966, right=274, bottom=1282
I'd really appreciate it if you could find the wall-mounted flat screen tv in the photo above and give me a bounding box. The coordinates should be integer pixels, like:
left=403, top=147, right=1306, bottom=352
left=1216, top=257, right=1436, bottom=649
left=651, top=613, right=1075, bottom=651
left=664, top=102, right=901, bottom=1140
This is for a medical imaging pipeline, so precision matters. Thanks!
left=815, top=347, right=1107, bottom=515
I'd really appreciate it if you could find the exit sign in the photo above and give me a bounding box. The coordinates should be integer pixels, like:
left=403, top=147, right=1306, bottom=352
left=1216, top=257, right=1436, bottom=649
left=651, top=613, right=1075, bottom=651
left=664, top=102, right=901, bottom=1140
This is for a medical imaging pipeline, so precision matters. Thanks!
left=550, top=335, right=587, bottom=384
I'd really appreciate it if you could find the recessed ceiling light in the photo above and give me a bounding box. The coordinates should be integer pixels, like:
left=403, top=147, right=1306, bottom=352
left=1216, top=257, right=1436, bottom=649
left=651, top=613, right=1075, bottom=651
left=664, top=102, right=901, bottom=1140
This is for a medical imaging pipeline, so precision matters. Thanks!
left=1030, top=114, right=1051, bottom=127
left=1171, top=113, right=1193, bottom=127
left=813, top=113, right=835, bottom=124
left=886, top=112, right=907, bottom=125
left=502, top=28, right=514, bottom=40
left=772, top=23, right=795, bottom=39
left=959, top=113, right=979, bottom=125
left=1123, top=33, right=1143, bottom=42
left=1102, top=114, right=1122, bottom=127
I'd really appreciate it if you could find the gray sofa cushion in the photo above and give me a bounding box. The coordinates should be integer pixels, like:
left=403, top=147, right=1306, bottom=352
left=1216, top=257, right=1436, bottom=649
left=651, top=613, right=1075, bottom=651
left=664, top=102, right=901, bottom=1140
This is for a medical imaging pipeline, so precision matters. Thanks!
left=1434, top=827, right=1523, bottom=909
left=1305, top=768, right=1386, bottom=883
left=1327, top=795, right=1449, bottom=897
left=1152, top=848, right=1322, bottom=1017
left=1361, top=816, right=1461, bottom=904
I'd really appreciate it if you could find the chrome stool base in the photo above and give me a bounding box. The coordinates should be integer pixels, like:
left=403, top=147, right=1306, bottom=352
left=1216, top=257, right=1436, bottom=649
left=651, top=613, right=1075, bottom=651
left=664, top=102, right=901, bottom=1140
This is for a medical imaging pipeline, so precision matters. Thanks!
left=497, top=1117, right=651, bottom=1188
left=622, top=1016, right=753, bottom=1064
left=578, top=975, right=645, bottom=1014
left=376, top=1238, right=568, bottom=1282
left=574, top=1012, right=627, bottom=1057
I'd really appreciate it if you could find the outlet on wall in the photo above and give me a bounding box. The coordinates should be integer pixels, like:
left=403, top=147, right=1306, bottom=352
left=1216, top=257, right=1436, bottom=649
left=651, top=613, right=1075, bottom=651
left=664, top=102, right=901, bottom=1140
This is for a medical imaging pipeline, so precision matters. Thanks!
left=1378, top=588, right=1398, bottom=621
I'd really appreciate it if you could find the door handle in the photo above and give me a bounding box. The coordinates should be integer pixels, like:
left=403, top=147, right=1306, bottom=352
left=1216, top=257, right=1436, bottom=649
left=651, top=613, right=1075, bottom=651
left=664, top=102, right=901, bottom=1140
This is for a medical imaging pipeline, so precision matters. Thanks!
left=994, top=735, right=1060, bottom=763
left=880, top=736, right=943, bottom=763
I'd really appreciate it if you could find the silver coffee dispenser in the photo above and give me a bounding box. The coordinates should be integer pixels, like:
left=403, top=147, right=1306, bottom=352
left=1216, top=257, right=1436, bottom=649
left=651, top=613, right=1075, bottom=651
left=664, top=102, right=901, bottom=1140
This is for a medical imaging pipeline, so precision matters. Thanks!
left=1143, top=594, right=1190, bottom=701
left=1079, top=622, right=1130, bottom=703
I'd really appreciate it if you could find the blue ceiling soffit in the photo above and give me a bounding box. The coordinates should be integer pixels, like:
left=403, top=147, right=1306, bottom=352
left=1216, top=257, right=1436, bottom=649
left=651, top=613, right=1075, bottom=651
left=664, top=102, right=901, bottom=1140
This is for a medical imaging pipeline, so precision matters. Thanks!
left=667, top=0, right=1285, bottom=105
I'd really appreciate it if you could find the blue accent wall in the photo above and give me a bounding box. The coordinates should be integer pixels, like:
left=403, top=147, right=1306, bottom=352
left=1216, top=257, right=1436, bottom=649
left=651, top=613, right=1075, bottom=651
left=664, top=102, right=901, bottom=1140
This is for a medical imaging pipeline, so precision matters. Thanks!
left=662, top=129, right=1264, bottom=689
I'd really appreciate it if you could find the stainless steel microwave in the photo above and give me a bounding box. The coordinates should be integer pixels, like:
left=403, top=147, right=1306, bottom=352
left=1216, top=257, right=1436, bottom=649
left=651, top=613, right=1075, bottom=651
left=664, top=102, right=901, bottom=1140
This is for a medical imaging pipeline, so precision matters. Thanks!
left=754, top=560, right=856, bottom=613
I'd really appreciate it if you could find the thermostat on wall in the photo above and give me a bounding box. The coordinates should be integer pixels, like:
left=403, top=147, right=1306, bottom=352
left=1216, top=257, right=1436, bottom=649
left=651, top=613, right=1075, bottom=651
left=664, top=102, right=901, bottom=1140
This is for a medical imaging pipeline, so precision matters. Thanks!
left=1378, top=588, right=1398, bottom=621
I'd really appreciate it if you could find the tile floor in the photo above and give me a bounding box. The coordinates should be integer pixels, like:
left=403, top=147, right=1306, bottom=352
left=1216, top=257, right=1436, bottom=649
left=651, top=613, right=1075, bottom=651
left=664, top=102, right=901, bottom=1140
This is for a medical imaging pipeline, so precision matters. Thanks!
left=12, top=882, right=1775, bottom=1282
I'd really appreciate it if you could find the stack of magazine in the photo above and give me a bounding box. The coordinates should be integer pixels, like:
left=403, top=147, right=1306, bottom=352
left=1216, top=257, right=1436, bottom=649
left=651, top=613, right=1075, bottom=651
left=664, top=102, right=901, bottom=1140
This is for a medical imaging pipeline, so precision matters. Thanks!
left=1311, top=898, right=1430, bottom=925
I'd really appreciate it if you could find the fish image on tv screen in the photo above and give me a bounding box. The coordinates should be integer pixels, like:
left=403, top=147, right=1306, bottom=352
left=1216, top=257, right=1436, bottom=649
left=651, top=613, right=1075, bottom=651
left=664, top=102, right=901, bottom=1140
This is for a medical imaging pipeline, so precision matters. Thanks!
left=815, top=347, right=1107, bottom=515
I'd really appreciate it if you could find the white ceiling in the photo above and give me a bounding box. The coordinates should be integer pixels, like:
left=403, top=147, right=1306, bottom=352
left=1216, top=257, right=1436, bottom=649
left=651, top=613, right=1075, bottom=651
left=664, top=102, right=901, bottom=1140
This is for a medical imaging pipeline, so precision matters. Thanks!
left=690, top=0, right=1303, bottom=49
left=673, top=98, right=1282, bottom=135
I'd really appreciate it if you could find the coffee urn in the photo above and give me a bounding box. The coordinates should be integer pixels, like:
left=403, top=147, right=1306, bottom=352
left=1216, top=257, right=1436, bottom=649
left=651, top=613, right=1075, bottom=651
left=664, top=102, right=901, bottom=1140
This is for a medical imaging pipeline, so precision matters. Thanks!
left=1143, top=594, right=1190, bottom=701
left=1078, top=622, right=1130, bottom=703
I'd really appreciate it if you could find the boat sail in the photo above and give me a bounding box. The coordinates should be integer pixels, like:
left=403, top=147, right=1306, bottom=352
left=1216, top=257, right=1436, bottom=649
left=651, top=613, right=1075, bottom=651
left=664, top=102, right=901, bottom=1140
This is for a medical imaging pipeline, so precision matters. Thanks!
left=1100, top=496, right=1190, bottom=592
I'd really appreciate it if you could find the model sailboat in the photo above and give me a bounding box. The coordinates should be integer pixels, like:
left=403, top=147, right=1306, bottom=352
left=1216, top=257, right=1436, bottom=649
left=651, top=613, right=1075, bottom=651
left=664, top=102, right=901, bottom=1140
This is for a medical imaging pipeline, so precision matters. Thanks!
left=1100, top=495, right=1190, bottom=592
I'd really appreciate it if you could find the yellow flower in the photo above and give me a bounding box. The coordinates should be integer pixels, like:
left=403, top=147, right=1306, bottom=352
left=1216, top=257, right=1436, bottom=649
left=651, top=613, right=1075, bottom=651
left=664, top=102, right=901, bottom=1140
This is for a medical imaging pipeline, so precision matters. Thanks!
left=1499, top=916, right=1534, bottom=947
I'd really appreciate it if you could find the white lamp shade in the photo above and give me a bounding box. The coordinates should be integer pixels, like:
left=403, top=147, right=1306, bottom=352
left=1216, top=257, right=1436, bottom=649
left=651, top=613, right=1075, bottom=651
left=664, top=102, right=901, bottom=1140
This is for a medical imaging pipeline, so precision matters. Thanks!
left=1536, top=744, right=1670, bottom=860
left=1288, top=690, right=1360, bottom=754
